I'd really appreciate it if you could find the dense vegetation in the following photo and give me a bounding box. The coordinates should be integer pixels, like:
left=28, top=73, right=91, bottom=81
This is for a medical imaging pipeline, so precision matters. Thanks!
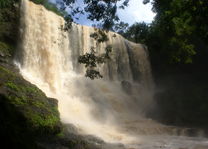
left=31, top=0, right=67, bottom=16
left=0, top=0, right=19, bottom=59
left=1, top=0, right=208, bottom=148
left=122, top=0, right=208, bottom=129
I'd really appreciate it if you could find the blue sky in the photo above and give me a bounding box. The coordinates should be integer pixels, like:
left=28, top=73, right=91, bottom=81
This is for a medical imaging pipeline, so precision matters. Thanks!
left=117, top=0, right=156, bottom=24
left=49, top=0, right=156, bottom=26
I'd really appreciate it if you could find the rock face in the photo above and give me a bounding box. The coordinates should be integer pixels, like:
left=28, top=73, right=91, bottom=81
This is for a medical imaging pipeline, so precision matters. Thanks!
left=0, top=63, right=61, bottom=149
left=1, top=1, right=61, bottom=148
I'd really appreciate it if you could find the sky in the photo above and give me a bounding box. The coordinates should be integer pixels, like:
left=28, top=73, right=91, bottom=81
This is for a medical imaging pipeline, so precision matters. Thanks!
left=117, top=0, right=156, bottom=24
left=49, top=0, right=156, bottom=26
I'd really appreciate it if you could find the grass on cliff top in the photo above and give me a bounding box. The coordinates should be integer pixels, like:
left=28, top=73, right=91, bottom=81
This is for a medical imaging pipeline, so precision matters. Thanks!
left=31, top=0, right=67, bottom=17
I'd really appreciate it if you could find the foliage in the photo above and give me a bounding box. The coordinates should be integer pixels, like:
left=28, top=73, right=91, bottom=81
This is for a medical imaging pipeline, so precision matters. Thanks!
left=147, top=0, right=208, bottom=64
left=120, top=0, right=208, bottom=128
left=31, top=0, right=67, bottom=17
left=56, top=1, right=122, bottom=79
left=0, top=0, right=19, bottom=8
left=90, top=29, right=109, bottom=43
left=113, top=21, right=129, bottom=34
left=123, top=22, right=149, bottom=44
left=78, top=30, right=112, bottom=79
left=63, top=15, right=74, bottom=31
left=0, top=0, right=19, bottom=56
left=58, top=0, right=130, bottom=30
left=122, top=0, right=208, bottom=64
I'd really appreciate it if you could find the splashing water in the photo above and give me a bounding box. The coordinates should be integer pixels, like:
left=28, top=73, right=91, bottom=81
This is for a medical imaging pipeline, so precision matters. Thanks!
left=15, top=0, right=208, bottom=148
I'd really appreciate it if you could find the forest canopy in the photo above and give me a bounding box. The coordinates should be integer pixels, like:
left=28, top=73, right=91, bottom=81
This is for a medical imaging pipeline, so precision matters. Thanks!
left=123, top=0, right=208, bottom=64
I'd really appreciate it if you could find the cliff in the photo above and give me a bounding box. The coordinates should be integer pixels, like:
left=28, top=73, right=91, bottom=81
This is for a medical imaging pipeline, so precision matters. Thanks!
left=2, top=1, right=208, bottom=149
left=0, top=1, right=75, bottom=149
left=0, top=2, right=62, bottom=148
left=0, top=1, right=137, bottom=148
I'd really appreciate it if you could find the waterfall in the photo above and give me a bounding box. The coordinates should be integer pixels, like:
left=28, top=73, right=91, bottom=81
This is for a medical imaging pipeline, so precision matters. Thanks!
left=16, top=0, right=208, bottom=148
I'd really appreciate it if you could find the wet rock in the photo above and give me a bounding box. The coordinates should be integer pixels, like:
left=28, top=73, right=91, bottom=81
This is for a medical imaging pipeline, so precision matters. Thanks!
left=0, top=64, right=61, bottom=149
left=121, top=80, right=132, bottom=94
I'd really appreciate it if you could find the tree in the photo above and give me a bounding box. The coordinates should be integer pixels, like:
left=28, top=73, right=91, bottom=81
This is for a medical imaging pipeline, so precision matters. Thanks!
left=123, top=22, right=149, bottom=44
left=78, top=29, right=112, bottom=79
left=57, top=0, right=130, bottom=30
left=58, top=0, right=131, bottom=79
left=31, top=0, right=132, bottom=79
left=144, top=0, right=208, bottom=64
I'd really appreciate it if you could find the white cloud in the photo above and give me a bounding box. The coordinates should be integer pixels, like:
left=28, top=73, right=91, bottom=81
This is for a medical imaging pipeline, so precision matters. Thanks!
left=117, top=0, right=156, bottom=25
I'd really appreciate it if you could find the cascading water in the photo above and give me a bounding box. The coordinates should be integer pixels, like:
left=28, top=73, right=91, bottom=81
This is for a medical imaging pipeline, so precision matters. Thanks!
left=15, top=0, right=208, bottom=148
